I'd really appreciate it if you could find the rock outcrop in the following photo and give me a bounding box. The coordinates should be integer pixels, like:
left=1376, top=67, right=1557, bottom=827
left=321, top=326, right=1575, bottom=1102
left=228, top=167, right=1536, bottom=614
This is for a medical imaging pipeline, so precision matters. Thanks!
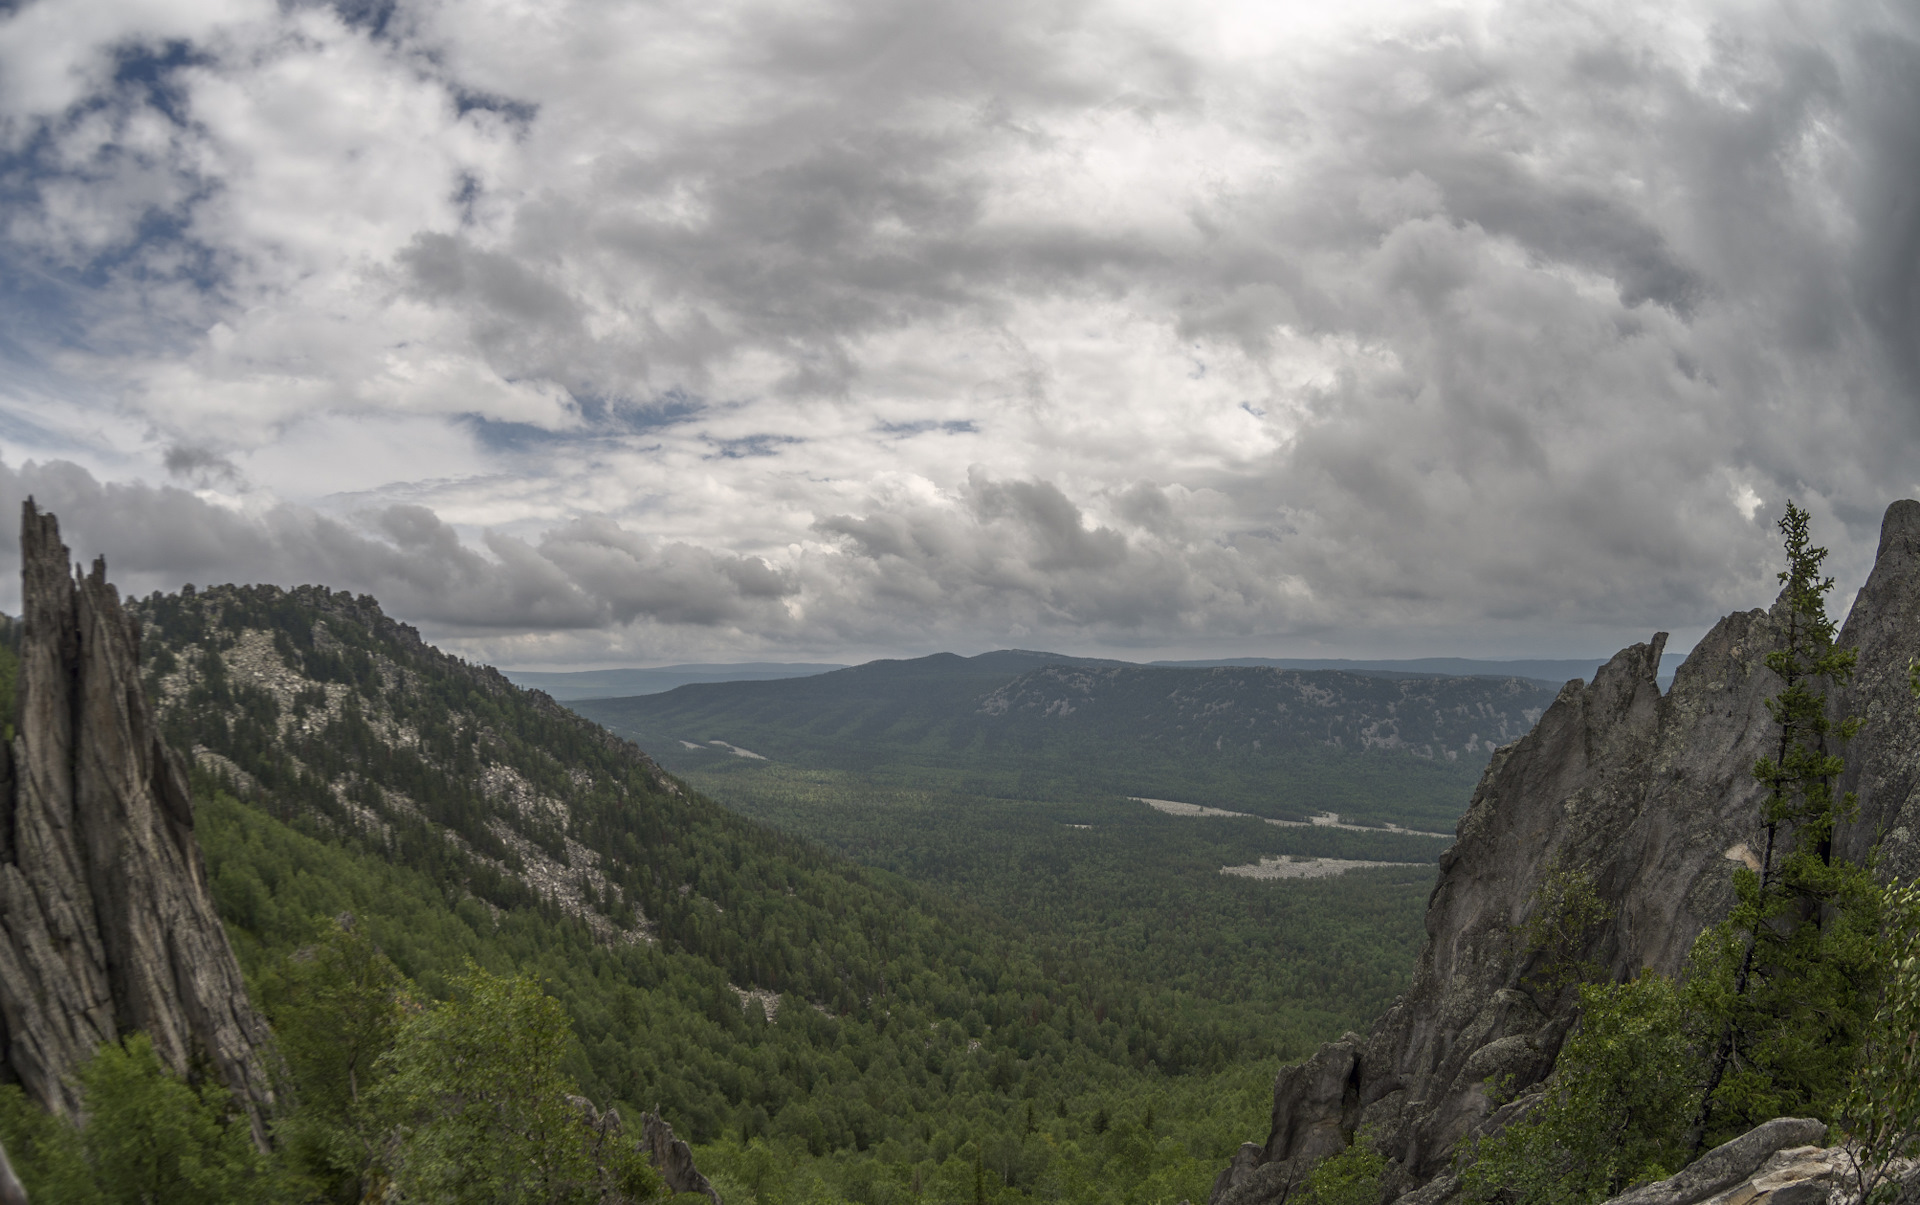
left=642, top=1110, right=723, bottom=1205
left=570, top=1098, right=721, bottom=1205
left=1832, top=497, right=1920, bottom=884
left=1598, top=1121, right=1920, bottom=1205
left=1602, top=1118, right=1827, bottom=1205
left=1213, top=499, right=1920, bottom=1205
left=0, top=502, right=273, bottom=1142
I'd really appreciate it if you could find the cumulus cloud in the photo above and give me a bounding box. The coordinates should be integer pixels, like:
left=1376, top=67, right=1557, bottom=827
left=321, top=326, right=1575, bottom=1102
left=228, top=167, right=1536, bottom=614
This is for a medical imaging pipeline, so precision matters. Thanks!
left=0, top=0, right=1914, bottom=663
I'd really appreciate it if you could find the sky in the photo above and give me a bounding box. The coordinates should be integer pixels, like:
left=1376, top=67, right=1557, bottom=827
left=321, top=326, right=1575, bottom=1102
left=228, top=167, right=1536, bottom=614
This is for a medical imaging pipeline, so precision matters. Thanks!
left=0, top=0, right=1914, bottom=669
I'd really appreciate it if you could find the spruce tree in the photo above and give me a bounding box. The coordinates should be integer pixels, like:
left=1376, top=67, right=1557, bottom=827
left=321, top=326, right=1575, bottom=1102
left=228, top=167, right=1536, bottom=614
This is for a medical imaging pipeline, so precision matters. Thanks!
left=1465, top=504, right=1889, bottom=1204
left=1685, top=500, right=1883, bottom=1148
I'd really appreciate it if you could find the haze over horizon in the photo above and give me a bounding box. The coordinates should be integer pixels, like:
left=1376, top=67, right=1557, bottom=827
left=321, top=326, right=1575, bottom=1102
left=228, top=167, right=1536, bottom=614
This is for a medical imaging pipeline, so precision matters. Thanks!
left=0, top=0, right=1913, bottom=669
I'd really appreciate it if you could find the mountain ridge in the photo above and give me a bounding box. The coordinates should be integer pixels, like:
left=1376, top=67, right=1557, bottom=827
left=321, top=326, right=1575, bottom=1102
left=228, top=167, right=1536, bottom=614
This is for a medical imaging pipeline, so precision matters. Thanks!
left=501, top=663, right=849, bottom=701
left=573, top=655, right=1557, bottom=828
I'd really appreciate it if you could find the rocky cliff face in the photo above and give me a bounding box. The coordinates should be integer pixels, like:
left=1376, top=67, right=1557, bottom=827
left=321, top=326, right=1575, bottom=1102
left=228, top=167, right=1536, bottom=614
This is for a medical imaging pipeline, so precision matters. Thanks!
left=1833, top=498, right=1920, bottom=883
left=0, top=502, right=273, bottom=1142
left=1212, top=498, right=1920, bottom=1205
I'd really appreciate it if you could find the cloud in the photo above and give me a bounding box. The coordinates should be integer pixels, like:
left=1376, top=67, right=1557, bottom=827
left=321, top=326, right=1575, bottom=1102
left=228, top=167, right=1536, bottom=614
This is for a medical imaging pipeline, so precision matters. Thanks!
left=0, top=0, right=1915, bottom=663
left=0, top=459, right=795, bottom=639
left=161, top=443, right=239, bottom=487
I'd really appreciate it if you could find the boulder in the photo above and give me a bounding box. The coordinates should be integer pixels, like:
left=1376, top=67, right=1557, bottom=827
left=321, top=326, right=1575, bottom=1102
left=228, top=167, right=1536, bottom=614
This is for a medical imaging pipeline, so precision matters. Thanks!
left=1605, top=1118, right=1829, bottom=1205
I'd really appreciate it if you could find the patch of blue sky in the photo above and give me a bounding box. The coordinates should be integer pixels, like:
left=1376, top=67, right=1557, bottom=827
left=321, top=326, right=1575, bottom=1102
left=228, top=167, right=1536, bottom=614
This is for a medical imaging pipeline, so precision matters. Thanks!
left=703, top=433, right=802, bottom=459
left=0, top=42, right=225, bottom=341
left=0, top=242, right=217, bottom=369
left=69, top=38, right=213, bottom=127
left=573, top=388, right=706, bottom=430
left=69, top=208, right=224, bottom=298
left=0, top=254, right=101, bottom=353
left=321, top=0, right=401, bottom=39
left=875, top=419, right=977, bottom=437
left=459, top=391, right=706, bottom=453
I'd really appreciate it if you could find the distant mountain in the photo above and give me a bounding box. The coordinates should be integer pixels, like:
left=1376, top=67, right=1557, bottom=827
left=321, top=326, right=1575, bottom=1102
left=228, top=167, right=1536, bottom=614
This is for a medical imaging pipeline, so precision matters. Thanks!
left=504, top=651, right=1678, bottom=704
left=500, top=662, right=846, bottom=700
left=576, top=649, right=1127, bottom=746
left=1150, top=654, right=1686, bottom=690
left=571, top=652, right=1558, bottom=829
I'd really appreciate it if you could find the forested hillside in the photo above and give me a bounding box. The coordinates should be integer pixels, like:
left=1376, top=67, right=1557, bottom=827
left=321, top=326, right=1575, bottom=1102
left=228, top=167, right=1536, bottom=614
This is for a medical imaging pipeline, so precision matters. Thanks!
left=92, top=583, right=1440, bottom=1203
left=574, top=654, right=1554, bottom=828
left=566, top=653, right=1475, bottom=1113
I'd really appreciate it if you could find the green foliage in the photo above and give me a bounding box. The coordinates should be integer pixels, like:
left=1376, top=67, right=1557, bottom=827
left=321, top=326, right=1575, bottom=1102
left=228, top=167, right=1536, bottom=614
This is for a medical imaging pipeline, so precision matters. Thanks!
left=257, top=918, right=409, bottom=1201
left=1842, top=881, right=1920, bottom=1202
left=1300, top=1132, right=1387, bottom=1205
left=694, top=1061, right=1275, bottom=1205
left=372, top=963, right=600, bottom=1205
left=78, top=1034, right=270, bottom=1205
left=1515, top=867, right=1614, bottom=996
left=1684, top=854, right=1884, bottom=1140
left=193, top=786, right=1283, bottom=1203
left=118, top=579, right=1442, bottom=1201
left=0, top=1085, right=96, bottom=1205
left=1463, top=973, right=1700, bottom=1205
left=1753, top=502, right=1861, bottom=830
left=1466, top=504, right=1896, bottom=1203
left=0, top=1035, right=270, bottom=1205
left=1688, top=500, right=1881, bottom=1146
left=689, top=764, right=1439, bottom=1065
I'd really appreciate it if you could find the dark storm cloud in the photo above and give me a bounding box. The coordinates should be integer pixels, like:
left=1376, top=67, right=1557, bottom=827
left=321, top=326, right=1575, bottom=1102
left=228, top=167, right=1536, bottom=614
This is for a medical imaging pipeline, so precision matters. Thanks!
left=3, top=0, right=1919, bottom=659
left=1845, top=31, right=1920, bottom=394
left=1131, top=2, right=1920, bottom=634
left=162, top=443, right=238, bottom=487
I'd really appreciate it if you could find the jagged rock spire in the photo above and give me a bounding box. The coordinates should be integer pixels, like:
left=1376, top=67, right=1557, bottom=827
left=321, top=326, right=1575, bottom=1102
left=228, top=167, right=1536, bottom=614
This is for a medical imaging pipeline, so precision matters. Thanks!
left=1210, top=497, right=1920, bottom=1205
left=0, top=501, right=273, bottom=1144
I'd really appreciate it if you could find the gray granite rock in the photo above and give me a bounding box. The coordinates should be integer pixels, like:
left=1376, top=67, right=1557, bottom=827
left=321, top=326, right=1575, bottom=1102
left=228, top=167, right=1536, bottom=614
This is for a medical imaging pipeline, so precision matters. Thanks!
left=1211, top=499, right=1920, bottom=1205
left=643, top=1110, right=723, bottom=1205
left=1833, top=498, right=1920, bottom=883
left=0, top=502, right=273, bottom=1144
left=1606, top=1118, right=1828, bottom=1205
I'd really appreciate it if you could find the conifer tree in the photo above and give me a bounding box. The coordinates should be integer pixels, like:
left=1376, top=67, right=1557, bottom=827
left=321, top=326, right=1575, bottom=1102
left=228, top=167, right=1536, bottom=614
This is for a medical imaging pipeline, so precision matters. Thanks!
left=1685, top=500, right=1883, bottom=1148
left=1464, top=504, right=1889, bottom=1205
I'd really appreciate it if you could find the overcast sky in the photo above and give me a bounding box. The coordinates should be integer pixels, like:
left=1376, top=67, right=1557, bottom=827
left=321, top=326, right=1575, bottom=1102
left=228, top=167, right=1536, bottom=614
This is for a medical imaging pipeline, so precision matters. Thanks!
left=0, top=0, right=1914, bottom=668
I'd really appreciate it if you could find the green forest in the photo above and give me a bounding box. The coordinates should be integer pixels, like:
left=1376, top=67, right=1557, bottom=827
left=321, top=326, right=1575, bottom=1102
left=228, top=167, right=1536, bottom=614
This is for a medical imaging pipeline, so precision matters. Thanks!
left=573, top=651, right=1551, bottom=830
left=0, top=585, right=1457, bottom=1205
left=662, top=761, right=1441, bottom=1028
